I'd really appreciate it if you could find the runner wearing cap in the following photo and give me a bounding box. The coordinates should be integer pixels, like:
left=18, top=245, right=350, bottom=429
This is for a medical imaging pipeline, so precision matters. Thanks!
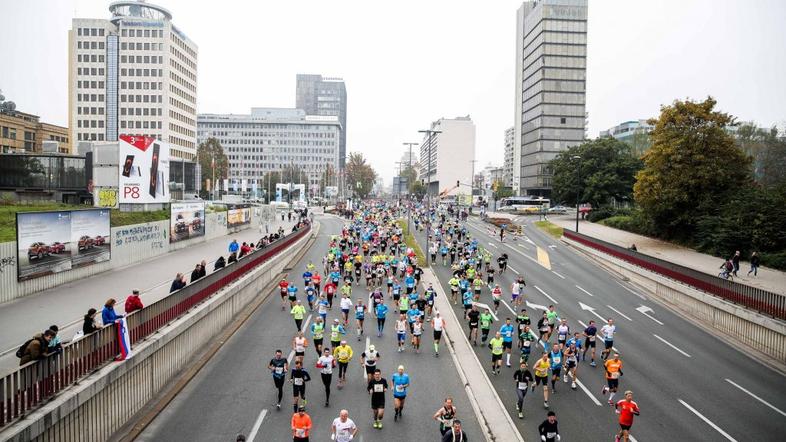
left=330, top=319, right=346, bottom=352
left=391, top=365, right=410, bottom=421
left=291, top=405, right=312, bottom=442
left=361, top=344, right=381, bottom=379
left=333, top=340, right=353, bottom=387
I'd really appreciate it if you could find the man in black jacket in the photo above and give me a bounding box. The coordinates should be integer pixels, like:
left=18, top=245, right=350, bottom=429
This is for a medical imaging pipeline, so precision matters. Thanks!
left=170, top=273, right=187, bottom=292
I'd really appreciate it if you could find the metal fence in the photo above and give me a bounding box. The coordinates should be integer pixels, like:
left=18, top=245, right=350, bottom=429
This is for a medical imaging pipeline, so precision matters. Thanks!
left=564, top=230, right=786, bottom=320
left=1, top=224, right=310, bottom=428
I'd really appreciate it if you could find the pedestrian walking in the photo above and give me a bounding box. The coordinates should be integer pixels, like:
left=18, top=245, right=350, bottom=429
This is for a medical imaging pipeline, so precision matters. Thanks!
left=732, top=250, right=741, bottom=276
left=747, top=251, right=760, bottom=277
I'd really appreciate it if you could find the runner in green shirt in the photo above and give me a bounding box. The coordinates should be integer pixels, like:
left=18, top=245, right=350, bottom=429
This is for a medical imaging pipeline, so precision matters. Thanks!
left=398, top=295, right=409, bottom=315
left=545, top=305, right=559, bottom=342
left=480, top=310, right=494, bottom=343
left=291, top=300, right=307, bottom=331
left=489, top=332, right=505, bottom=375
left=472, top=277, right=484, bottom=301
left=448, top=277, right=460, bottom=304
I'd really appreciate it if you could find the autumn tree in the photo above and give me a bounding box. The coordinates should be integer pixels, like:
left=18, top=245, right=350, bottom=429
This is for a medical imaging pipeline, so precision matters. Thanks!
left=633, top=97, right=752, bottom=240
left=345, top=152, right=377, bottom=199
left=196, top=137, right=228, bottom=198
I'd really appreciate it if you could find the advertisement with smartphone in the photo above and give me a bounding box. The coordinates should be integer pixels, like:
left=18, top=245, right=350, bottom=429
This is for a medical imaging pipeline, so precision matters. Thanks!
left=118, top=134, right=170, bottom=204
left=170, top=202, right=206, bottom=243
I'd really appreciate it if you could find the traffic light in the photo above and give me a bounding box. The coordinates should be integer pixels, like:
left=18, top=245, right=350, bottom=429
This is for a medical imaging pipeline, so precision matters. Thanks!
left=456, top=180, right=460, bottom=188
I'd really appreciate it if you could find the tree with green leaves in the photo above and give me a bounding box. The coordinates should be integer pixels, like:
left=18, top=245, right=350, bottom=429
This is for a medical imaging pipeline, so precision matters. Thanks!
left=196, top=137, right=228, bottom=198
left=345, top=152, right=377, bottom=199
left=551, top=137, right=643, bottom=208
left=735, top=122, right=786, bottom=188
left=633, top=97, right=752, bottom=241
left=399, top=165, right=419, bottom=193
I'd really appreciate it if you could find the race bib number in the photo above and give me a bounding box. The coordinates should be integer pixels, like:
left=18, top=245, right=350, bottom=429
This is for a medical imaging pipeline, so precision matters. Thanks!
left=611, top=371, right=620, bottom=379
left=518, top=382, right=527, bottom=390
left=296, top=429, right=306, bottom=437
left=523, top=340, right=531, bottom=347
left=294, top=378, right=304, bottom=386
left=339, top=351, right=348, bottom=359
left=552, top=356, right=561, bottom=364
left=589, top=336, right=596, bottom=342
left=493, top=345, right=503, bottom=353
left=395, top=385, right=405, bottom=393
left=373, top=384, right=384, bottom=393
left=275, top=367, right=283, bottom=374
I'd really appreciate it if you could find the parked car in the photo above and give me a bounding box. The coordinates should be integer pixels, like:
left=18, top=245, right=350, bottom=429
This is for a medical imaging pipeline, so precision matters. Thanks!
left=78, top=235, right=94, bottom=250
left=548, top=205, right=569, bottom=214
left=49, top=242, right=66, bottom=254
left=174, top=219, right=188, bottom=233
left=28, top=242, right=50, bottom=260
left=93, top=235, right=106, bottom=246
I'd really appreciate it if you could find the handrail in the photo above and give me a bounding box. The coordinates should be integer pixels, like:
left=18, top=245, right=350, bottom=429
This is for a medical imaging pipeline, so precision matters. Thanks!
left=563, top=230, right=786, bottom=320
left=1, top=223, right=310, bottom=428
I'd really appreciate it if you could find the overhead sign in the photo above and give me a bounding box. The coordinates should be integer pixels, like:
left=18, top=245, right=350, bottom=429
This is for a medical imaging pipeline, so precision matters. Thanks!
left=118, top=134, right=170, bottom=204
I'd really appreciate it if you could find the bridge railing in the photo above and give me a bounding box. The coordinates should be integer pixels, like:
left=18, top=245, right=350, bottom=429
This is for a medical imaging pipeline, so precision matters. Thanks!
left=563, top=230, right=786, bottom=320
left=1, top=223, right=310, bottom=428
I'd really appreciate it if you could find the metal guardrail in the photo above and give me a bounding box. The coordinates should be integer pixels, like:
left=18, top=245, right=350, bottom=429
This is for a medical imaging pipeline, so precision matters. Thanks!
left=564, top=230, right=786, bottom=320
left=1, top=224, right=310, bottom=428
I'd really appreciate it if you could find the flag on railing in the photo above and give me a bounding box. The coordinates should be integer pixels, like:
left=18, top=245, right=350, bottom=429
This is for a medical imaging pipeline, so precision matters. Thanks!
left=115, top=317, right=134, bottom=361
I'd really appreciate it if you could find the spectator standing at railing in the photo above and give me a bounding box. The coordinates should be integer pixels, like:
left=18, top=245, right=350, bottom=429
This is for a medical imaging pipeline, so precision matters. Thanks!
left=101, top=298, right=124, bottom=325
left=170, top=273, right=187, bottom=293
left=239, top=242, right=252, bottom=258
left=214, top=255, right=226, bottom=270
left=18, top=329, right=55, bottom=365
left=83, top=308, right=100, bottom=334
left=191, top=263, right=203, bottom=283
left=228, top=252, right=238, bottom=265
left=47, top=325, right=63, bottom=355
left=229, top=239, right=239, bottom=255
left=199, top=260, right=207, bottom=278
left=125, top=290, right=144, bottom=314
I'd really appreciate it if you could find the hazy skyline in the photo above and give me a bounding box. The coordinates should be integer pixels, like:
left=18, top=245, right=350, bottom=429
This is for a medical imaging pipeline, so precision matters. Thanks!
left=1, top=0, right=784, bottom=184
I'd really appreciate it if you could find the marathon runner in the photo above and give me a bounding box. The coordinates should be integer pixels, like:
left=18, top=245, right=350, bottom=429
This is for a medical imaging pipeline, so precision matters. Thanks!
left=360, top=344, right=380, bottom=380
left=564, top=342, right=579, bottom=390
left=432, top=311, right=445, bottom=357
left=602, top=353, right=623, bottom=405
left=329, top=319, right=346, bottom=352
left=600, top=318, right=617, bottom=361
left=513, top=361, right=534, bottom=419
left=538, top=411, right=560, bottom=442
left=500, top=318, right=516, bottom=367
left=489, top=331, right=504, bottom=375
left=331, top=409, right=358, bottom=442
left=290, top=359, right=311, bottom=412
left=614, top=390, right=640, bottom=442
left=583, top=320, right=598, bottom=366
left=269, top=349, right=289, bottom=410
left=533, top=353, right=552, bottom=408
left=292, top=331, right=308, bottom=364
left=310, top=316, right=325, bottom=356
left=355, top=298, right=367, bottom=340
left=519, top=325, right=538, bottom=364
left=433, top=397, right=458, bottom=436
left=279, top=277, right=290, bottom=310
left=391, top=365, right=410, bottom=421
left=367, top=369, right=388, bottom=429
left=375, top=300, right=389, bottom=337
left=395, top=314, right=408, bottom=352
left=548, top=343, right=564, bottom=394
left=333, top=340, right=353, bottom=387
left=480, top=309, right=494, bottom=344
left=491, top=284, right=503, bottom=314
left=291, top=300, right=307, bottom=331
left=467, top=304, right=480, bottom=346
left=315, top=348, right=335, bottom=407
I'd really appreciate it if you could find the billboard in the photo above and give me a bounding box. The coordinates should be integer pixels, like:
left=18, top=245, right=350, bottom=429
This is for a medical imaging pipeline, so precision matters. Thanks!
left=227, top=204, right=251, bottom=228
left=118, top=134, right=170, bottom=204
left=170, top=202, right=206, bottom=243
left=16, top=209, right=111, bottom=281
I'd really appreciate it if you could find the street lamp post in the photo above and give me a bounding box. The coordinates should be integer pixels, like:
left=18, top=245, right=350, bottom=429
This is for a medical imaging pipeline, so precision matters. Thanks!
left=418, top=128, right=442, bottom=267
left=403, top=142, right=418, bottom=235
left=572, top=155, right=581, bottom=233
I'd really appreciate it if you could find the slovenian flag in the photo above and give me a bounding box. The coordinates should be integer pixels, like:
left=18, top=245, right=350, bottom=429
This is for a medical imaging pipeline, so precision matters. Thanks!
left=115, top=317, right=134, bottom=361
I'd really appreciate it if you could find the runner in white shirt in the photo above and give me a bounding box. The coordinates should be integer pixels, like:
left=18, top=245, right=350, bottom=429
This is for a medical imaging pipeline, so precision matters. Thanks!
left=600, top=318, right=616, bottom=360
left=431, top=311, right=446, bottom=357
left=316, top=348, right=336, bottom=406
left=332, top=409, right=358, bottom=442
left=340, top=295, right=354, bottom=326
left=395, top=314, right=408, bottom=352
left=292, top=331, right=308, bottom=364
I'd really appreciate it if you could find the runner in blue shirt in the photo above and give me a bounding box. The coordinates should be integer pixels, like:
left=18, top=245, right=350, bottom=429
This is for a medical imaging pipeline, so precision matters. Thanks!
left=392, top=282, right=403, bottom=303
left=500, top=318, right=516, bottom=367
left=330, top=270, right=341, bottom=285
left=317, top=295, right=329, bottom=322
left=302, top=270, right=313, bottom=287
left=462, top=290, right=473, bottom=319
left=375, top=302, right=389, bottom=337
left=287, top=284, right=298, bottom=308
left=391, top=365, right=411, bottom=421
left=406, top=305, right=421, bottom=334
left=305, top=285, right=316, bottom=310
left=548, top=343, right=564, bottom=393
left=404, top=275, right=416, bottom=294
left=440, top=245, right=449, bottom=266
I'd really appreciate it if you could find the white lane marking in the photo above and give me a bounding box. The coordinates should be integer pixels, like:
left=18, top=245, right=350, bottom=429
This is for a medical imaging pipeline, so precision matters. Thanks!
left=488, top=242, right=498, bottom=248
left=678, top=399, right=738, bottom=441
left=500, top=299, right=517, bottom=315
left=534, top=285, right=559, bottom=305
left=606, top=305, right=632, bottom=321
left=615, top=281, right=646, bottom=300
left=575, top=285, right=594, bottom=297
left=287, top=314, right=312, bottom=363
left=575, top=378, right=602, bottom=406
left=505, top=243, right=540, bottom=265
left=473, top=302, right=499, bottom=321
left=551, top=270, right=566, bottom=279
left=579, top=302, right=606, bottom=322
left=518, top=243, right=531, bottom=250
left=364, top=336, right=371, bottom=380
left=725, top=378, right=786, bottom=417
left=508, top=265, right=520, bottom=275
left=629, top=436, right=639, bottom=442
left=652, top=334, right=691, bottom=357
left=247, top=409, right=268, bottom=442
left=636, top=305, right=663, bottom=325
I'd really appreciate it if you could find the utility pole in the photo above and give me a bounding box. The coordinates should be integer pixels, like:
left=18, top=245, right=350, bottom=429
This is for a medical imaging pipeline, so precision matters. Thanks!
left=470, top=159, right=478, bottom=214
left=572, top=155, right=581, bottom=233
left=418, top=128, right=442, bottom=267
left=403, top=142, right=418, bottom=234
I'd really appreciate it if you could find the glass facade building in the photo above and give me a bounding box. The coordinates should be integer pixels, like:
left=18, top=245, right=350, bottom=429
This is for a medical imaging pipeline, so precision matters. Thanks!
left=0, top=154, right=90, bottom=203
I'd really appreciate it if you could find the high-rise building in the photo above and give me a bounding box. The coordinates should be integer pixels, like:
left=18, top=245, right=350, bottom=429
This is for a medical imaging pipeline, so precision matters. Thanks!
left=418, top=116, right=476, bottom=197
left=503, top=126, right=515, bottom=188
left=68, top=0, right=198, bottom=160
left=295, top=74, right=347, bottom=168
left=197, top=108, right=341, bottom=195
left=600, top=119, right=654, bottom=156
left=514, top=0, right=588, bottom=197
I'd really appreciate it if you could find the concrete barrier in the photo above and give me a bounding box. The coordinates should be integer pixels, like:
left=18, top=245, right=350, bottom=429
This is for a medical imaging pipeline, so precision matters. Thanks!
left=564, top=236, right=786, bottom=370
left=0, top=221, right=315, bottom=441
left=0, top=206, right=277, bottom=305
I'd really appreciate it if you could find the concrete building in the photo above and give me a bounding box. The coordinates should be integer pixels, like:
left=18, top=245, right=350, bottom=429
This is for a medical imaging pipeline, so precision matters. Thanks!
left=600, top=119, right=653, bottom=156
left=68, top=0, right=198, bottom=160
left=1, top=110, right=70, bottom=154
left=197, top=108, right=341, bottom=195
left=295, top=74, right=347, bottom=168
left=514, top=0, right=588, bottom=197
left=418, top=116, right=476, bottom=197
left=503, top=126, right=515, bottom=188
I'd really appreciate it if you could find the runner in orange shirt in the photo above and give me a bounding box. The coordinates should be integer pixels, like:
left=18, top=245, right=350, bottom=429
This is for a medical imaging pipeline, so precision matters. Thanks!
left=614, top=390, right=640, bottom=442
left=291, top=406, right=312, bottom=442
left=602, top=353, right=623, bottom=405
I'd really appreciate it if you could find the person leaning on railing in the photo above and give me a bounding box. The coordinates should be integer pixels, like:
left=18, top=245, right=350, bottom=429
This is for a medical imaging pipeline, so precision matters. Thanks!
left=102, top=298, right=124, bottom=325
left=18, top=329, right=55, bottom=366
left=83, top=308, right=100, bottom=334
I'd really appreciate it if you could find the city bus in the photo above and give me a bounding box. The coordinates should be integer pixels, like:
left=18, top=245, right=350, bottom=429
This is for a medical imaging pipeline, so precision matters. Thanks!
left=499, top=196, right=550, bottom=213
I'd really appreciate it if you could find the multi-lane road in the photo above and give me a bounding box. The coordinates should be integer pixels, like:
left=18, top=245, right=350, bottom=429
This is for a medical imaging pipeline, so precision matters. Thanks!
left=420, top=214, right=786, bottom=442
left=138, top=216, right=483, bottom=442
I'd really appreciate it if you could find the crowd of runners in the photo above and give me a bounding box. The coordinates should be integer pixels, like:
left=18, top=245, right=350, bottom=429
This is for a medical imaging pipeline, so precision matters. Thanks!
left=265, top=201, right=639, bottom=442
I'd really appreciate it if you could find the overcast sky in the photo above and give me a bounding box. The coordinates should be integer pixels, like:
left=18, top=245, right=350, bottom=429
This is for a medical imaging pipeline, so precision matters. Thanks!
left=2, top=0, right=784, bottom=184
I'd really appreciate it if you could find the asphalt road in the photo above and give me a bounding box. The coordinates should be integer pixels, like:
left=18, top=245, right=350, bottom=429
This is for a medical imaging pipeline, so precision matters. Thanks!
left=138, top=215, right=484, bottom=442
left=419, top=213, right=786, bottom=442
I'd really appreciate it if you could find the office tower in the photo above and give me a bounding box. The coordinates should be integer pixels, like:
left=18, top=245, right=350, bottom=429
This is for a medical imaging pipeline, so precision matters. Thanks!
left=295, top=74, right=347, bottom=168
left=419, top=116, right=476, bottom=197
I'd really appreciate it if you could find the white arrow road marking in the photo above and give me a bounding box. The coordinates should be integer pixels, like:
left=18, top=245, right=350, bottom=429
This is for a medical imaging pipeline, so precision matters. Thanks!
left=725, top=378, right=786, bottom=417
left=488, top=242, right=498, bottom=248
left=534, top=285, right=559, bottom=305
left=548, top=244, right=557, bottom=249
left=551, top=270, right=566, bottom=279
left=636, top=305, right=663, bottom=325
left=505, top=243, right=540, bottom=265
left=472, top=302, right=499, bottom=321
left=652, top=334, right=691, bottom=357
left=606, top=305, right=632, bottom=321
left=247, top=409, right=269, bottom=442
left=579, top=302, right=606, bottom=322
left=500, top=299, right=517, bottom=315
left=575, top=378, right=602, bottom=406
left=679, top=399, right=738, bottom=441
left=526, top=300, right=548, bottom=311
left=518, top=243, right=531, bottom=250
left=575, top=285, right=594, bottom=297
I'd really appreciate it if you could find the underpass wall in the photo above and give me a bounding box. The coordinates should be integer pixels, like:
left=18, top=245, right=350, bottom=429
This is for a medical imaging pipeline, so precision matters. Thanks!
left=0, top=222, right=315, bottom=442
left=564, top=237, right=786, bottom=367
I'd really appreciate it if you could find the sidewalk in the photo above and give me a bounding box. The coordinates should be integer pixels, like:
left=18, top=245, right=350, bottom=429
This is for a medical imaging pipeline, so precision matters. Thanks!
left=0, top=216, right=296, bottom=371
left=548, top=215, right=786, bottom=294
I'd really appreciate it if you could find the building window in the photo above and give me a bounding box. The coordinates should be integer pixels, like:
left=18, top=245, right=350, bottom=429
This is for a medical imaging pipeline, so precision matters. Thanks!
left=560, top=117, right=567, bottom=124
